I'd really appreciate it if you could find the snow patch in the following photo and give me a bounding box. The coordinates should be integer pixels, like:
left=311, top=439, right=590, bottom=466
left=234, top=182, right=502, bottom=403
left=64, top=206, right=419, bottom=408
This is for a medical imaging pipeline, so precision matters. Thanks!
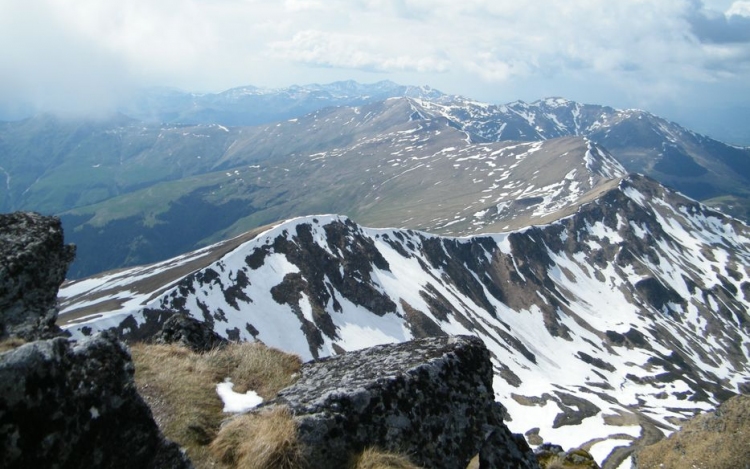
left=216, top=379, right=263, bottom=413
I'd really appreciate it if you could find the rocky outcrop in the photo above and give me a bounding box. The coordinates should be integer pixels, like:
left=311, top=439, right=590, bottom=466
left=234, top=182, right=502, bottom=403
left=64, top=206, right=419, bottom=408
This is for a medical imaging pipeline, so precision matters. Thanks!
left=0, top=332, right=192, bottom=469
left=534, top=444, right=601, bottom=469
left=634, top=394, right=750, bottom=469
left=77, top=308, right=230, bottom=352
left=0, top=212, right=75, bottom=340
left=0, top=213, right=191, bottom=467
left=154, top=312, right=228, bottom=352
left=265, top=335, right=539, bottom=469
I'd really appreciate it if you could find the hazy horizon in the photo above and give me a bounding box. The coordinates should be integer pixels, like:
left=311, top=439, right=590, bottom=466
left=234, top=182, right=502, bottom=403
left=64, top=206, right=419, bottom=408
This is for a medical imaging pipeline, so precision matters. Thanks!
left=2, top=0, right=749, bottom=143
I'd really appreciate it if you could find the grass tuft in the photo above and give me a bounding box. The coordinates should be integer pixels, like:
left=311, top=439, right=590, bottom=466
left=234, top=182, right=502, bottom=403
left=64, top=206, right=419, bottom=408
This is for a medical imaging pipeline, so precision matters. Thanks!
left=351, top=447, right=423, bottom=469
left=635, top=394, right=750, bottom=469
left=130, top=341, right=301, bottom=468
left=204, top=341, right=302, bottom=398
left=210, top=405, right=305, bottom=469
left=0, top=337, right=26, bottom=353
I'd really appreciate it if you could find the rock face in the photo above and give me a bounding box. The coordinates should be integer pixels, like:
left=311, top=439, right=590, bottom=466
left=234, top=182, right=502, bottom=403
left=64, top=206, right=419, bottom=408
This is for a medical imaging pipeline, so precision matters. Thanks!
left=0, top=212, right=75, bottom=340
left=0, top=212, right=191, bottom=467
left=0, top=332, right=192, bottom=469
left=266, top=335, right=539, bottom=469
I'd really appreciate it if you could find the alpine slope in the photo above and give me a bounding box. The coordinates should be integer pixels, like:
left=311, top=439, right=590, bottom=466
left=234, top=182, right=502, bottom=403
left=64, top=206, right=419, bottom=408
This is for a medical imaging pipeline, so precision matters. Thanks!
left=58, top=174, right=750, bottom=468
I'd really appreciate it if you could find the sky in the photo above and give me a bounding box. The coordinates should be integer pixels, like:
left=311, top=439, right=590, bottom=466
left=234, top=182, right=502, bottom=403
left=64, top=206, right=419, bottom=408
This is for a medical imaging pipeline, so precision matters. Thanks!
left=1, top=0, right=749, bottom=141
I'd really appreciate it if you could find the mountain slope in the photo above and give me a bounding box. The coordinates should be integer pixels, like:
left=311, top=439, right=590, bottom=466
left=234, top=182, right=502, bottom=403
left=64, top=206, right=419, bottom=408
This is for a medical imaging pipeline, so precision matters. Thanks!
left=0, top=96, right=446, bottom=215
left=0, top=114, right=245, bottom=214
left=6, top=86, right=747, bottom=222
left=4, top=87, right=748, bottom=279
left=58, top=174, right=750, bottom=468
left=60, top=98, right=624, bottom=277
left=419, top=96, right=750, bottom=220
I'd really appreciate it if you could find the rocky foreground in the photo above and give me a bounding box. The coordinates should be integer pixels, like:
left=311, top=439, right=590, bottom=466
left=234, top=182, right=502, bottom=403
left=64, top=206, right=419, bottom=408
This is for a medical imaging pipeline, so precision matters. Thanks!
left=0, top=212, right=192, bottom=469
left=0, top=211, right=542, bottom=468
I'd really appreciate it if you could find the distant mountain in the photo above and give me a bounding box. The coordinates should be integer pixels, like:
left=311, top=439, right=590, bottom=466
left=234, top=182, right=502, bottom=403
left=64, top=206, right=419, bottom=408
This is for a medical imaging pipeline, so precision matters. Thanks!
left=0, top=87, right=441, bottom=216
left=417, top=96, right=750, bottom=220
left=120, top=80, right=444, bottom=126
left=0, top=114, right=244, bottom=214
left=58, top=174, right=750, bottom=468
left=1, top=82, right=748, bottom=278
left=59, top=98, right=624, bottom=278
left=119, top=80, right=750, bottom=220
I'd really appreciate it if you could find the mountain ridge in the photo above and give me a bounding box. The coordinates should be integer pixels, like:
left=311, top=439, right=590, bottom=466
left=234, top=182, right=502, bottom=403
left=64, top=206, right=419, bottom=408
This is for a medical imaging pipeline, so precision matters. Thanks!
left=59, top=130, right=623, bottom=278
left=58, top=173, right=750, bottom=468
left=416, top=95, right=750, bottom=218
left=2, top=83, right=748, bottom=279
left=119, top=80, right=447, bottom=126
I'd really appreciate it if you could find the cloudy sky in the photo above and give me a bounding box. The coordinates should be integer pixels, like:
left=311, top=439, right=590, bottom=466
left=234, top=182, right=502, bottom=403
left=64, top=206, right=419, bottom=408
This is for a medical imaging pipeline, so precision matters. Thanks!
left=1, top=0, right=749, bottom=140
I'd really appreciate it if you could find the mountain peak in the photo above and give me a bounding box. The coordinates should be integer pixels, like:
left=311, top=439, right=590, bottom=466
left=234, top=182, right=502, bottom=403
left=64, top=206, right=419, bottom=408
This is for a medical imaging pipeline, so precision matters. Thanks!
left=583, top=139, right=627, bottom=179
left=536, top=97, right=574, bottom=108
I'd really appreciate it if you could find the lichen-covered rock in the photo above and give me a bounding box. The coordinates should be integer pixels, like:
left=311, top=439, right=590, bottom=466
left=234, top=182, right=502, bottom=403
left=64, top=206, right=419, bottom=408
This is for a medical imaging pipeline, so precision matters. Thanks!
left=0, top=332, right=192, bottom=469
left=537, top=448, right=600, bottom=469
left=0, top=212, right=75, bottom=340
left=265, top=335, right=539, bottom=469
left=534, top=443, right=565, bottom=467
left=154, top=312, right=228, bottom=352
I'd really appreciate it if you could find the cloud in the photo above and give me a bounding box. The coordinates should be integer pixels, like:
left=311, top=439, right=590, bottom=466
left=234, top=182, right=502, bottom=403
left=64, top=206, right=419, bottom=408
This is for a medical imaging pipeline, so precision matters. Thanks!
left=268, top=30, right=449, bottom=73
left=0, top=0, right=749, bottom=117
left=688, top=2, right=750, bottom=43
left=727, top=1, right=750, bottom=16
left=283, top=0, right=324, bottom=12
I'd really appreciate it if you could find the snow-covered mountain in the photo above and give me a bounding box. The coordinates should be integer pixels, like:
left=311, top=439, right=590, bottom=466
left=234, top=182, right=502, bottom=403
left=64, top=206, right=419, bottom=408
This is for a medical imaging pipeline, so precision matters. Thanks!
left=119, top=81, right=750, bottom=221
left=58, top=174, right=750, bottom=468
left=4, top=84, right=747, bottom=278
left=418, top=96, right=750, bottom=219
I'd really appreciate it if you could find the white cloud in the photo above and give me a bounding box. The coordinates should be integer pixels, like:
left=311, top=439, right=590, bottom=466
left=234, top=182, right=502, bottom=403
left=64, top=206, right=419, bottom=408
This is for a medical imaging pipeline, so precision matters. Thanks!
left=269, top=30, right=449, bottom=73
left=727, top=1, right=750, bottom=16
left=0, top=0, right=748, bottom=115
left=284, top=0, right=324, bottom=12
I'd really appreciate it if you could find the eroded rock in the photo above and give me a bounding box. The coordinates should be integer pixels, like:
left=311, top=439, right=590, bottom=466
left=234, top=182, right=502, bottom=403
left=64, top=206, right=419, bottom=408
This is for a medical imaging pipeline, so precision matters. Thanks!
left=0, top=332, right=192, bottom=469
left=265, top=335, right=539, bottom=469
left=0, top=212, right=75, bottom=340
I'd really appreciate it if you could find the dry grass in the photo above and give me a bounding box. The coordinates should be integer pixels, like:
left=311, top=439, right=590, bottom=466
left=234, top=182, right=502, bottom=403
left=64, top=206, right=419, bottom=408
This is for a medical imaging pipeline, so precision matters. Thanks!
left=210, top=405, right=305, bottom=469
left=0, top=337, right=26, bottom=353
left=636, top=394, right=750, bottom=469
left=465, top=454, right=480, bottom=469
left=204, top=340, right=302, bottom=398
left=539, top=449, right=600, bottom=469
left=544, top=457, right=570, bottom=469
left=129, top=341, right=437, bottom=469
left=351, top=447, right=423, bottom=469
left=130, top=341, right=301, bottom=468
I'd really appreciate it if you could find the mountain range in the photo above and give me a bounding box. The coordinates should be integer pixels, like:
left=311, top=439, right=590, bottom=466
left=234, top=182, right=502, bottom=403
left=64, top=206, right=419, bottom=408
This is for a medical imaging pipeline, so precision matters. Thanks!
left=1, top=81, right=747, bottom=278
left=2, top=80, right=745, bottom=467
left=119, top=80, right=445, bottom=126
left=58, top=174, right=750, bottom=469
